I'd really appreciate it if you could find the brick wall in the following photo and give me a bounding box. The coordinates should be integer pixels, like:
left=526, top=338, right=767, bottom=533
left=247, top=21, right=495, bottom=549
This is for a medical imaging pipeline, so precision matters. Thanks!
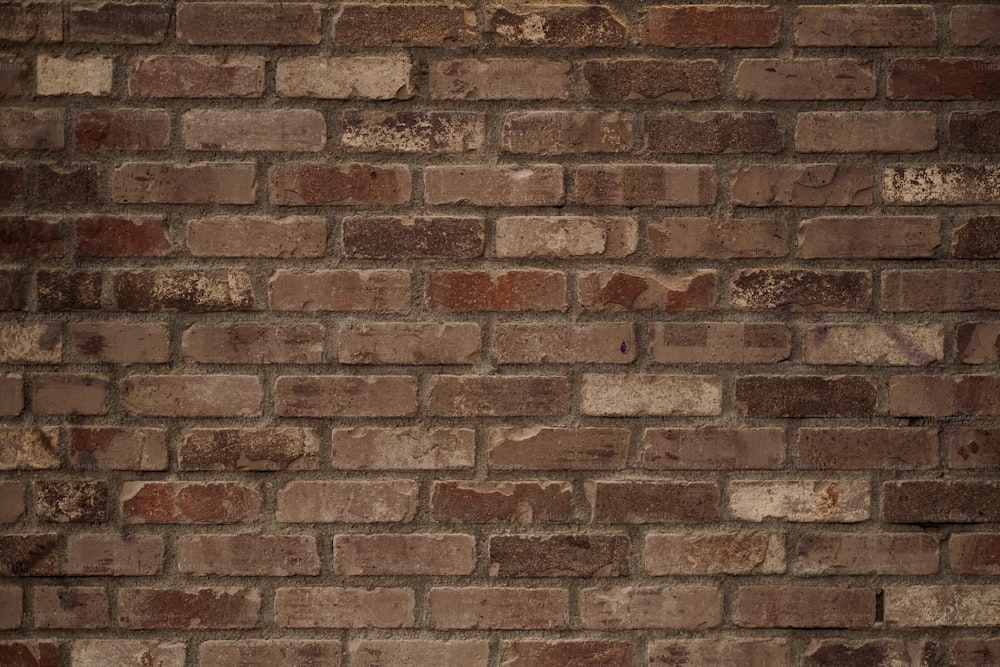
left=2, top=2, right=1000, bottom=666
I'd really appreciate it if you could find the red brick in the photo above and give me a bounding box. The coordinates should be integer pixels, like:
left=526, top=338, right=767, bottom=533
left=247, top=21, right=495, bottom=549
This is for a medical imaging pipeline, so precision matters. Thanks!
left=269, top=269, right=410, bottom=312
left=489, top=427, right=627, bottom=470
left=122, top=481, right=260, bottom=524
left=69, top=3, right=169, bottom=43
left=0, top=2, right=61, bottom=42
left=884, top=481, right=1000, bottom=523
left=331, top=428, right=475, bottom=470
left=799, top=216, right=939, bottom=258
left=890, top=375, right=1000, bottom=417
left=795, top=533, right=939, bottom=576
left=67, top=534, right=163, bottom=576
left=114, top=269, right=252, bottom=312
left=177, top=3, right=321, bottom=45
left=71, top=428, right=167, bottom=471
left=950, top=534, right=1000, bottom=574
left=730, top=480, right=871, bottom=522
left=803, top=324, right=944, bottom=366
left=0, top=375, right=23, bottom=417
left=75, top=109, right=170, bottom=150
left=277, top=56, right=414, bottom=100
left=643, top=428, right=785, bottom=470
left=334, top=534, right=475, bottom=576
left=0, top=534, right=60, bottom=576
left=735, top=586, right=876, bottom=628
left=122, top=374, right=260, bottom=417
left=644, top=532, right=786, bottom=575
left=269, top=163, right=410, bottom=206
left=496, top=215, right=636, bottom=259
left=650, top=322, right=791, bottom=364
left=34, top=586, right=108, bottom=629
left=490, top=535, right=628, bottom=577
left=183, top=109, right=326, bottom=152
left=36, top=270, right=101, bottom=311
left=733, top=164, right=873, bottom=206
left=581, top=374, right=722, bottom=416
left=200, top=641, right=341, bottom=667
left=0, top=481, right=25, bottom=522
left=276, top=480, right=417, bottom=523
left=76, top=215, right=171, bottom=257
left=36, top=163, right=102, bottom=205
left=32, top=373, right=107, bottom=415
left=496, top=323, right=635, bottom=364
left=428, top=375, right=569, bottom=416
left=736, top=59, right=875, bottom=100
left=432, top=481, right=572, bottom=524
left=72, top=641, right=184, bottom=667
left=430, top=59, right=571, bottom=100
left=883, top=164, right=1000, bottom=205
left=0, top=588, right=20, bottom=629
left=951, top=5, right=1000, bottom=46
left=644, top=5, right=780, bottom=47
left=502, top=641, right=634, bottom=667
left=576, top=164, right=716, bottom=206
left=947, top=427, right=1000, bottom=469
left=182, top=323, right=324, bottom=364
left=0, top=428, right=60, bottom=470
left=424, top=165, right=564, bottom=207
left=339, top=322, right=478, bottom=365
left=120, top=588, right=260, bottom=629
left=583, top=59, right=721, bottom=101
left=343, top=111, right=485, bottom=154
left=580, top=586, right=722, bottom=629
left=70, top=323, right=169, bottom=365
left=795, top=5, right=936, bottom=46
left=590, top=481, right=720, bottom=523
left=427, top=270, right=566, bottom=311
left=129, top=55, right=265, bottom=98
left=732, top=269, right=872, bottom=312
left=429, top=587, right=568, bottom=629
left=178, top=535, right=319, bottom=576
left=275, top=587, right=414, bottom=628
left=275, top=375, right=417, bottom=418
left=885, top=585, right=1000, bottom=627
left=579, top=270, right=716, bottom=311
left=179, top=428, right=319, bottom=471
left=797, top=111, right=937, bottom=153
left=34, top=480, right=108, bottom=522
left=0, top=109, right=64, bottom=149
left=503, top=111, right=632, bottom=154
left=335, top=4, right=476, bottom=46
left=954, top=215, right=1000, bottom=258
left=797, top=428, right=937, bottom=470
left=646, top=111, right=783, bottom=154
left=803, top=639, right=939, bottom=667
left=884, top=270, right=1000, bottom=311
left=737, top=376, right=877, bottom=417
left=0, top=217, right=62, bottom=258
left=950, top=110, right=1000, bottom=152
left=649, top=640, right=789, bottom=667
left=889, top=58, right=1000, bottom=100
left=113, top=162, right=256, bottom=204
left=492, top=5, right=627, bottom=46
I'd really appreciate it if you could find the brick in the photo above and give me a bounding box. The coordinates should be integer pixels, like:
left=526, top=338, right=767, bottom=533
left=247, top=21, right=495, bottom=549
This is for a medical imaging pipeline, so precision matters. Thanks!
left=496, top=323, right=636, bottom=364
left=179, top=428, right=319, bottom=471
left=0, top=642, right=59, bottom=667
left=122, top=482, right=260, bottom=524
left=804, top=324, right=944, bottom=366
left=796, top=533, right=939, bottom=575
left=0, top=534, right=59, bottom=576
left=425, top=165, right=564, bottom=207
left=503, top=111, right=632, bottom=154
left=428, top=375, right=569, bottom=416
left=651, top=322, right=791, bottom=364
left=496, top=216, right=636, bottom=259
left=644, top=5, right=779, bottom=47
left=35, top=480, right=107, bottom=522
left=889, top=58, right=1000, bottom=100
left=269, top=269, right=410, bottom=312
left=113, top=162, right=256, bottom=204
left=72, top=641, right=184, bottom=667
left=488, top=427, right=628, bottom=470
left=276, top=480, right=417, bottom=523
left=890, top=375, right=1000, bottom=417
left=343, top=110, right=485, bottom=154
left=36, top=270, right=102, bottom=311
left=36, top=163, right=101, bottom=205
left=885, top=586, right=1000, bottom=626
left=581, top=374, right=721, bottom=416
left=576, top=164, right=716, bottom=206
left=34, top=586, right=108, bottom=628
left=67, top=534, right=163, bottom=576
left=69, top=323, right=169, bottom=365
left=430, top=59, right=571, bottom=100
left=579, top=270, right=716, bottom=311
left=0, top=270, right=25, bottom=310
left=649, top=640, right=789, bottom=667
left=120, top=588, right=260, bottom=629
left=0, top=428, right=60, bottom=470
left=275, top=587, right=414, bottom=628
left=590, top=481, right=720, bottom=524
left=114, top=269, right=252, bottom=312
left=732, top=269, right=871, bottom=312
left=580, top=586, right=722, bottom=629
left=36, top=55, right=112, bottom=96
left=269, top=163, right=411, bottom=206
left=177, top=3, right=321, bottom=45
left=492, top=5, right=626, bottom=46
left=644, top=532, right=786, bottom=575
left=884, top=481, right=1000, bottom=523
left=730, top=480, right=871, bottom=522
left=734, top=164, right=873, bottom=206
left=951, top=5, right=1000, bottom=46
left=796, top=111, right=936, bottom=153
left=884, top=164, right=1000, bottom=205
left=490, top=535, right=629, bottom=577
left=951, top=638, right=1000, bottom=666
left=0, top=375, right=23, bottom=417
left=331, top=428, right=475, bottom=470
left=0, top=56, right=29, bottom=96
left=427, top=270, right=566, bottom=311
left=948, top=428, right=1000, bottom=469
left=0, top=166, right=28, bottom=206
left=183, top=110, right=325, bottom=152
left=643, top=428, right=785, bottom=470
left=803, top=639, right=939, bottom=667
left=75, top=109, right=170, bottom=150
left=0, top=481, right=25, bottom=522
left=183, top=323, right=324, bottom=364
left=178, top=535, right=319, bottom=576
left=883, top=270, right=1000, bottom=311
left=502, top=641, right=633, bottom=667
left=353, top=640, right=486, bottom=667
left=797, top=428, right=937, bottom=470
left=129, top=55, right=264, bottom=98
left=335, top=534, right=475, bottom=576
left=432, top=481, right=572, bottom=524
left=71, top=428, right=167, bottom=470
left=0, top=588, right=20, bottom=628
left=795, top=5, right=935, bottom=46
left=954, top=216, right=1000, bottom=258
left=799, top=216, right=939, bottom=258
left=951, top=534, right=1000, bottom=574
left=32, top=374, right=107, bottom=415
left=69, top=3, right=169, bottom=43
left=959, top=322, right=1000, bottom=363
left=429, top=588, right=568, bottom=629
left=584, top=59, right=721, bottom=101
left=0, top=217, right=62, bottom=257
left=736, top=59, right=875, bottom=100
left=0, top=109, right=63, bottom=149
left=950, top=111, right=1000, bottom=152
left=340, top=322, right=479, bottom=365
left=737, top=376, right=877, bottom=417
left=275, top=375, right=417, bottom=417
left=335, top=4, right=475, bottom=46
left=277, top=56, right=413, bottom=100
left=647, top=111, right=783, bottom=153
left=76, top=215, right=171, bottom=256
left=0, top=2, right=61, bottom=42
left=343, top=216, right=483, bottom=259
left=736, top=586, right=875, bottom=628
left=200, top=641, right=341, bottom=667
left=122, top=375, right=261, bottom=417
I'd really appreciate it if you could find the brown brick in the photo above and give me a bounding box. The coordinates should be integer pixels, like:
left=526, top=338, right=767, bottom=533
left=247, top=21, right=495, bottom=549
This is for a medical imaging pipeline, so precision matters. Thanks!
left=643, top=428, right=785, bottom=470
left=276, top=480, right=417, bottom=523
left=0, top=56, right=29, bottom=96
left=651, top=322, right=791, bottom=364
left=884, top=270, right=1000, bottom=311
left=590, top=481, right=720, bottom=524
left=0, top=109, right=64, bottom=149
left=69, top=3, right=169, bottom=43
left=429, top=587, right=568, bottom=629
left=428, top=375, right=569, bottom=416
left=890, top=375, right=1000, bottom=417
left=496, top=216, right=636, bottom=259
left=335, top=3, right=475, bottom=45
left=795, top=5, right=935, bottom=46
left=951, top=638, right=1000, bottom=666
left=178, top=535, right=319, bottom=576
left=35, top=481, right=107, bottom=522
left=114, top=269, right=252, bottom=312
left=647, top=111, right=783, bottom=153
left=334, top=534, right=475, bottom=576
left=0, top=481, right=25, bottom=522
left=183, top=323, right=323, bottom=364
left=32, top=374, right=107, bottom=415
left=804, top=324, right=944, bottom=366
left=71, top=428, right=167, bottom=471
left=76, top=215, right=171, bottom=257
left=0, top=217, right=62, bottom=258
left=885, top=586, right=1000, bottom=627
left=122, top=375, right=260, bottom=417
left=0, top=270, right=25, bottom=311
left=177, top=3, right=321, bottom=45
left=732, top=269, right=871, bottom=312
left=275, top=375, right=417, bottom=417
left=432, top=481, right=572, bottom=524
left=958, top=322, right=1000, bottom=363
left=179, top=428, right=318, bottom=472
left=579, top=270, right=717, bottom=311
left=269, top=269, right=410, bottom=312
left=343, top=216, right=483, bottom=259
left=120, top=588, right=259, bottom=629
left=951, top=5, right=1000, bottom=46
left=36, top=270, right=101, bottom=311
left=0, top=375, right=23, bottom=417
left=954, top=216, right=1000, bottom=258
left=0, top=2, right=61, bottom=42
left=430, top=59, right=571, bottom=100
left=796, top=533, right=939, bottom=576
left=353, top=640, right=485, bottom=667
left=581, top=374, right=721, bottom=417
left=737, top=376, right=876, bottom=417
left=488, top=427, right=628, bottom=470
left=889, top=58, right=1000, bottom=100
left=799, top=216, right=939, bottom=258
left=948, top=427, right=1000, bottom=469
left=200, top=641, right=340, bottom=667
left=734, top=164, right=873, bottom=206
left=0, top=641, right=60, bottom=667
left=490, top=535, right=629, bottom=577
left=36, top=55, right=112, bottom=96
left=884, top=481, right=1000, bottom=523
left=183, top=110, right=325, bottom=152
left=70, top=323, right=169, bottom=365
left=113, top=162, right=256, bottom=204
left=492, top=5, right=626, bottom=46
left=0, top=534, right=59, bottom=576
left=796, top=111, right=936, bottom=153
left=122, top=481, right=260, bottom=524
left=67, top=534, right=163, bottom=576
left=427, top=270, right=566, bottom=311
left=584, top=59, right=721, bottom=101
left=884, top=164, right=1000, bottom=205
left=644, top=5, right=779, bottom=47
left=331, top=428, right=475, bottom=470
left=797, top=428, right=937, bottom=470
left=951, top=534, right=1000, bottom=574
left=36, top=163, right=101, bottom=205
left=0, top=428, right=60, bottom=470
left=269, top=163, right=410, bottom=206
left=72, top=641, right=184, bottom=667
left=0, top=323, right=61, bottom=364
left=736, top=586, right=875, bottom=628
left=0, top=166, right=28, bottom=206
left=576, top=164, right=716, bottom=206
left=803, top=639, right=940, bottom=667
left=275, top=587, right=414, bottom=628
left=75, top=109, right=170, bottom=150
left=343, top=110, right=484, bottom=154
left=503, top=111, right=632, bottom=154
left=730, top=480, right=871, bottom=522
left=129, top=55, right=264, bottom=98
left=649, top=640, right=789, bottom=667
left=644, top=532, right=786, bottom=575
left=496, top=323, right=636, bottom=364
left=736, top=59, right=875, bottom=100
left=950, top=110, right=1000, bottom=152
left=340, top=322, right=478, bottom=365
left=277, top=56, right=413, bottom=100
left=424, top=165, right=564, bottom=207
left=34, top=586, right=108, bottom=629
left=502, top=641, right=634, bottom=667
left=0, top=588, right=20, bottom=629
left=581, top=587, right=722, bottom=630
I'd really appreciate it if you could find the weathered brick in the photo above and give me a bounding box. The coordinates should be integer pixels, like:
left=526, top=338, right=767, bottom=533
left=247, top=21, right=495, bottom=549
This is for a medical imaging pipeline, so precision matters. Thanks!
left=70, top=323, right=168, bottom=365
left=0, top=534, right=59, bottom=576
left=496, top=323, right=635, bottom=364
left=428, top=375, right=569, bottom=416
left=114, top=269, right=253, bottom=312
left=590, top=481, right=720, bottom=524
left=884, top=164, right=1000, bottom=204
left=889, top=58, right=1000, bottom=100
left=129, top=55, right=264, bottom=98
left=431, top=59, right=571, bottom=100
left=427, top=270, right=566, bottom=311
left=0, top=588, right=19, bottom=628
left=795, top=533, right=939, bottom=575
left=183, top=110, right=325, bottom=152
left=503, top=641, right=633, bottom=667
left=799, top=216, right=939, bottom=258
left=736, top=59, right=875, bottom=100
left=269, top=163, right=411, bottom=206
left=114, top=162, right=256, bottom=204
left=732, top=269, right=871, bottom=312
left=69, top=3, right=169, bottom=43
left=643, top=428, right=785, bottom=470
left=343, top=216, right=483, bottom=259
left=950, top=110, right=1000, bottom=152
left=36, top=270, right=101, bottom=311
left=581, top=374, right=721, bottom=416
left=804, top=324, right=943, bottom=366
left=951, top=534, right=1000, bottom=574
left=178, top=535, right=319, bottom=576
left=269, top=269, right=410, bottom=312
left=0, top=481, right=25, bottom=522
left=579, top=270, right=717, bottom=311
left=32, top=373, right=107, bottom=415
left=488, top=427, right=628, bottom=470
left=67, top=534, right=163, bottom=576
left=72, top=641, right=184, bottom=667
left=890, top=375, right=1000, bottom=416
left=884, top=270, right=1000, bottom=311
left=429, top=588, right=568, bottom=629
left=0, top=217, right=63, bottom=258
left=0, top=375, right=23, bottom=417
left=734, top=164, right=873, bottom=206
left=0, top=109, right=63, bottom=149
left=122, top=375, right=260, bottom=417
left=496, top=216, right=636, bottom=259
left=797, top=428, right=938, bottom=470
left=34, top=586, right=108, bottom=628
left=71, top=428, right=167, bottom=471
left=343, top=110, right=484, bottom=154
left=795, top=5, right=936, bottom=46
left=119, top=588, right=260, bottom=629
left=796, top=111, right=936, bottom=153
left=276, top=480, right=417, bottom=523
left=730, top=480, right=871, bottom=522
left=0, top=2, right=61, bottom=42
left=335, top=4, right=475, bottom=46
left=179, top=428, right=319, bottom=471
left=644, top=5, right=779, bottom=47
left=182, top=323, right=324, bottom=364
left=76, top=215, right=171, bottom=257
left=490, top=535, right=629, bottom=577
left=954, top=216, right=1000, bottom=258
left=651, top=322, right=791, bottom=364
left=122, top=482, right=260, bottom=524
left=177, top=3, right=321, bottom=45
left=275, top=587, right=414, bottom=628
left=277, top=56, right=413, bottom=100
left=951, top=638, right=1000, bottom=666
left=275, top=375, right=417, bottom=417
left=649, top=640, right=789, bottom=667
left=584, top=59, right=721, bottom=100
left=576, top=164, right=716, bottom=206
left=424, top=165, right=564, bottom=207
left=432, top=481, right=572, bottom=524
left=36, top=55, right=112, bottom=96
left=503, top=111, right=631, bottom=154
left=802, top=639, right=940, bottom=667
left=353, top=640, right=486, bottom=667
left=36, top=163, right=101, bottom=205
left=951, top=5, right=1000, bottom=46
left=335, top=534, right=475, bottom=576
left=35, top=480, right=107, bottom=522
left=200, top=641, right=341, bottom=667
left=647, top=111, right=783, bottom=153
left=580, top=586, right=722, bottom=629
left=331, top=428, right=475, bottom=470
left=885, top=586, right=1000, bottom=626
left=644, top=532, right=786, bottom=575
left=492, top=5, right=626, bottom=46
left=75, top=109, right=170, bottom=150
left=0, top=428, right=60, bottom=470
left=884, top=481, right=1000, bottom=523
left=339, top=322, right=478, bottom=365
left=736, top=586, right=875, bottom=628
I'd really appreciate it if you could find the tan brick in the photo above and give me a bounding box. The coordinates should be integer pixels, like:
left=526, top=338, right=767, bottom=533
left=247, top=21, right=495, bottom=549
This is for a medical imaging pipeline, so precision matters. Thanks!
left=72, top=641, right=184, bottom=667
left=427, top=270, right=566, bottom=311
left=183, top=109, right=326, bottom=152
left=432, top=481, right=573, bottom=524
left=71, top=428, right=167, bottom=471
left=580, top=587, right=722, bottom=629
left=331, top=428, right=475, bottom=470
left=179, top=428, right=318, bottom=471
left=643, top=428, right=786, bottom=470
left=795, top=4, right=936, bottom=46
left=177, top=3, right=322, bottom=45
left=589, top=481, right=720, bottom=523
left=503, top=111, right=632, bottom=154
left=424, top=165, right=564, bottom=207
left=951, top=5, right=1000, bottom=46
left=733, top=164, right=873, bottom=206
left=269, top=269, right=410, bottom=312
left=796, top=111, right=936, bottom=153
left=429, top=375, right=569, bottom=416
left=70, top=323, right=169, bottom=364
left=342, top=110, right=485, bottom=154
left=67, top=534, right=164, bottom=576
left=34, top=480, right=107, bottom=523
left=799, top=216, right=939, bottom=258
left=0, top=2, right=61, bottom=42
left=581, top=374, right=721, bottom=416
left=803, top=324, right=944, bottom=366
left=277, top=480, right=417, bottom=523
left=129, top=55, right=264, bottom=98
left=34, top=586, right=108, bottom=629
left=69, top=3, right=170, bottom=44
left=579, top=270, right=716, bottom=311
left=736, top=59, right=875, bottom=100
left=0, top=428, right=60, bottom=470
left=583, top=59, right=722, bottom=101
left=122, top=482, right=260, bottom=524
left=795, top=533, right=939, bottom=575
left=113, top=162, right=256, bottom=204
left=644, top=5, right=780, bottom=47
left=0, top=109, right=64, bottom=149
left=884, top=270, right=1000, bottom=311
left=119, top=588, right=260, bottom=629
left=649, top=640, right=789, bottom=667
left=0, top=482, right=25, bottom=522
left=576, top=164, right=716, bottom=206
left=75, top=110, right=171, bottom=150
left=0, top=375, right=22, bottom=417
left=732, top=269, right=872, bottom=312
left=0, top=323, right=61, bottom=363
left=488, top=427, right=628, bottom=470
left=275, top=375, right=417, bottom=417
left=950, top=534, right=1000, bottom=574
left=200, top=641, right=341, bottom=667
left=339, top=322, right=479, bottom=365
left=182, top=323, right=324, bottom=364
left=32, top=373, right=107, bottom=415
left=890, top=375, right=1000, bottom=417
left=736, top=586, right=875, bottom=628
left=342, top=216, right=484, bottom=259
left=797, top=428, right=938, bottom=470
left=178, top=535, right=319, bottom=576
left=496, top=216, right=636, bottom=259
left=492, top=5, right=627, bottom=46
left=122, top=375, right=261, bottom=417
left=0, top=534, right=60, bottom=576
left=430, top=59, right=571, bottom=100
left=37, top=56, right=112, bottom=96
left=651, top=322, right=790, bottom=364
left=884, top=164, right=1000, bottom=205
left=730, top=480, right=871, bottom=522
left=334, top=4, right=476, bottom=46
left=353, top=640, right=487, bottom=667
left=269, top=163, right=411, bottom=206
left=429, top=587, right=568, bottom=629
left=644, top=532, right=786, bottom=575
left=885, top=586, right=1000, bottom=626
left=496, top=323, right=635, bottom=365
left=276, top=587, right=414, bottom=628
left=335, top=534, right=475, bottom=576
left=277, top=56, right=413, bottom=99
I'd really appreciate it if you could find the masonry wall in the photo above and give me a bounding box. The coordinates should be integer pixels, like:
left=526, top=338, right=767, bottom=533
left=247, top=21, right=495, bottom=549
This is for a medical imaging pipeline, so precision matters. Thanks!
left=2, top=2, right=1000, bottom=666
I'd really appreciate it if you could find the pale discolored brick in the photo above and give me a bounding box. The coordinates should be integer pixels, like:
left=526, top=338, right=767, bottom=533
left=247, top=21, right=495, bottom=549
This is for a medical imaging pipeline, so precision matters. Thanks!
left=72, top=641, right=184, bottom=667
left=496, top=323, right=635, bottom=365
left=643, top=428, right=785, bottom=470
left=34, top=586, right=108, bottom=629
left=496, top=216, right=636, bottom=259
left=492, top=5, right=627, bottom=47
left=334, top=534, right=475, bottom=576
left=798, top=216, right=940, bottom=258
left=644, top=5, right=780, bottom=47
left=884, top=164, right=1000, bottom=205
left=889, top=375, right=1000, bottom=417
left=269, top=269, right=411, bottom=312
left=32, top=374, right=107, bottom=415
left=178, top=535, right=319, bottom=576
left=182, top=323, right=324, bottom=364
left=182, top=109, right=326, bottom=152
left=796, top=111, right=936, bottom=153
left=70, top=323, right=169, bottom=364
left=277, top=56, right=413, bottom=100
left=428, top=375, right=569, bottom=417
left=432, top=481, right=572, bottom=524
left=730, top=480, right=871, bottom=522
left=275, top=375, right=417, bottom=418
left=803, top=324, right=944, bottom=365
left=0, top=323, right=61, bottom=363
left=343, top=216, right=484, bottom=259
left=795, top=5, right=936, bottom=46
left=649, top=640, right=789, bottom=667
left=580, top=587, right=723, bottom=629
left=122, top=375, right=261, bottom=417
left=581, top=374, right=721, bottom=416
left=885, top=586, right=1000, bottom=626
left=353, top=640, right=486, bottom=667
left=735, top=586, right=875, bottom=628
left=179, top=428, right=319, bottom=471
left=649, top=217, right=786, bottom=258
left=129, top=55, right=265, bottom=98
left=430, top=59, right=571, bottom=100
left=502, top=641, right=634, bottom=667
left=67, top=534, right=164, bottom=576
left=36, top=56, right=112, bottom=96
left=503, top=111, right=632, bottom=154
left=733, top=164, right=873, bottom=206
left=35, top=480, right=108, bottom=522
left=427, top=270, right=566, bottom=311
left=883, top=270, right=1000, bottom=311
left=200, top=641, right=341, bottom=667
left=119, top=588, right=260, bottom=629
left=339, top=322, right=479, bottom=365
left=334, top=4, right=476, bottom=46
left=589, top=481, right=720, bottom=524
left=269, top=163, right=411, bottom=206
left=736, top=59, right=875, bottom=100
left=651, top=322, right=791, bottom=364
left=583, top=59, right=722, bottom=101
left=795, top=533, right=939, bottom=575
left=276, top=480, right=418, bottom=523
left=576, top=164, right=716, bottom=206
left=644, top=532, right=786, bottom=575
left=331, top=428, right=475, bottom=470
left=732, top=269, right=872, bottom=312
left=113, top=163, right=256, bottom=204
left=122, top=482, right=261, bottom=524
left=950, top=534, right=1000, bottom=574
left=429, top=588, right=568, bottom=629
left=276, top=587, right=414, bottom=628
left=488, top=427, right=628, bottom=470
left=0, top=482, right=25, bottom=523
left=579, top=270, right=717, bottom=311
left=797, top=428, right=938, bottom=470
left=0, top=428, right=60, bottom=470
left=424, top=165, right=564, bottom=207
left=71, top=428, right=167, bottom=471
left=342, top=110, right=485, bottom=154
left=490, top=535, right=629, bottom=577
left=177, top=3, right=322, bottom=45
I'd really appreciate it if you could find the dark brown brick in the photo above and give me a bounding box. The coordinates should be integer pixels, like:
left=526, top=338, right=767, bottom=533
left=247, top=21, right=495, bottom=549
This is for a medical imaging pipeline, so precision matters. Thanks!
left=889, top=58, right=1000, bottom=100
left=649, top=640, right=789, bottom=667
left=736, top=376, right=877, bottom=417
left=492, top=6, right=627, bottom=47
left=335, top=4, right=476, bottom=46
left=432, top=481, right=572, bottom=524
left=0, top=109, right=64, bottom=149
left=70, top=2, right=169, bottom=43
left=113, top=162, right=256, bottom=204
left=0, top=270, right=25, bottom=310
left=0, top=534, right=60, bottom=576
left=590, top=481, right=720, bottom=523
left=736, top=59, right=875, bottom=100
left=490, top=535, right=630, bottom=577
left=954, top=216, right=1000, bottom=258
left=342, top=216, right=484, bottom=258
left=502, top=641, right=634, bottom=667
left=35, top=481, right=107, bottom=523
left=0, top=641, right=60, bottom=667
left=883, top=270, right=1000, bottom=311
left=884, top=481, right=1000, bottom=523
left=0, top=2, right=61, bottom=42
left=114, top=270, right=253, bottom=312
left=0, top=57, right=29, bottom=96
left=804, top=639, right=940, bottom=667
left=797, top=428, right=937, bottom=470
left=178, top=428, right=319, bottom=471
left=0, top=165, right=27, bottom=205
left=733, top=164, right=873, bottom=206
left=36, top=271, right=101, bottom=310
left=799, top=216, right=940, bottom=258
left=34, top=586, right=108, bottom=629
left=503, top=111, right=632, bottom=154
left=650, top=322, right=791, bottom=364
left=951, top=5, right=1000, bottom=46
left=32, top=373, right=107, bottom=415
left=646, top=111, right=783, bottom=153
left=731, top=269, right=872, bottom=312
left=584, top=59, right=721, bottom=101
left=795, top=533, right=939, bottom=576
left=0, top=217, right=62, bottom=258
